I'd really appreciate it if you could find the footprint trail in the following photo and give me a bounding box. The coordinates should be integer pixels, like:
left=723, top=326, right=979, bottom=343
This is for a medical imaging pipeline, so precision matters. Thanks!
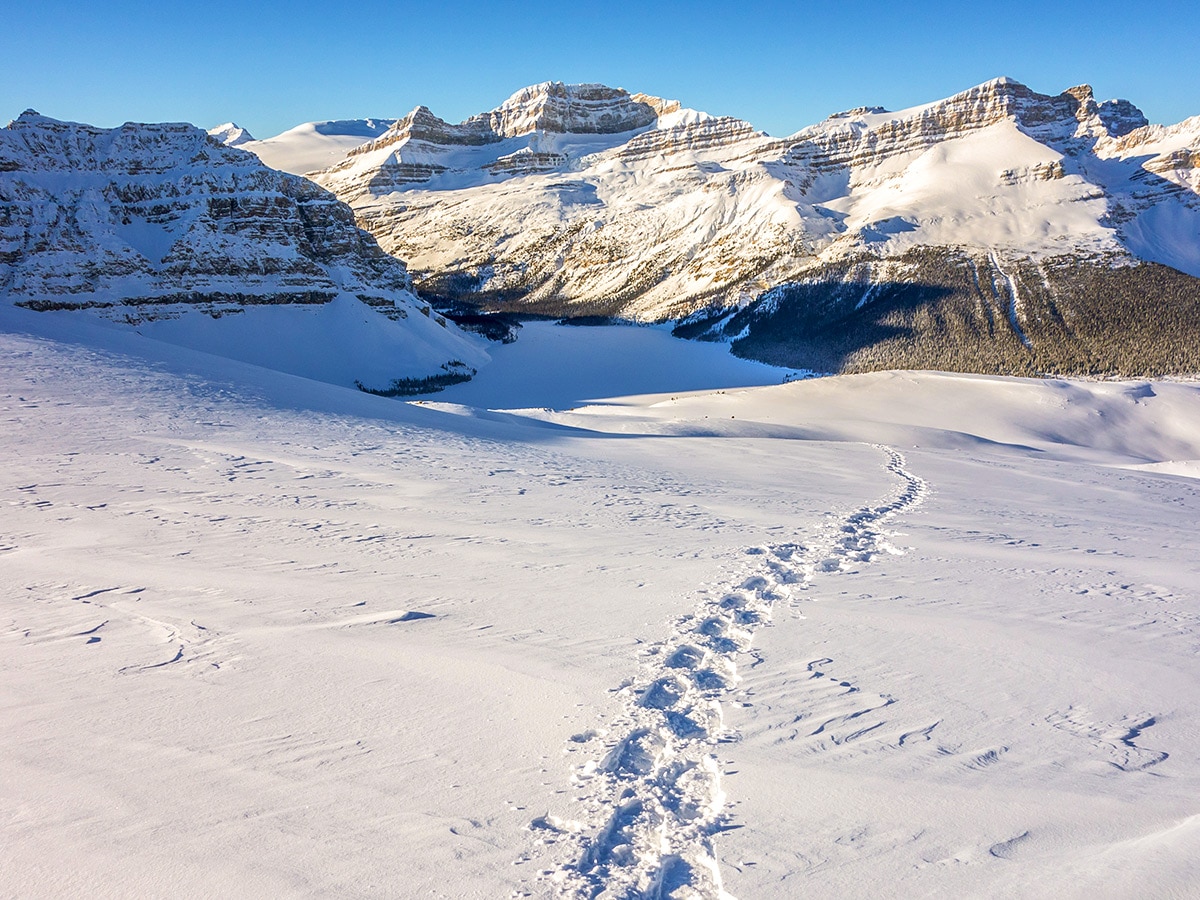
left=526, top=446, right=927, bottom=898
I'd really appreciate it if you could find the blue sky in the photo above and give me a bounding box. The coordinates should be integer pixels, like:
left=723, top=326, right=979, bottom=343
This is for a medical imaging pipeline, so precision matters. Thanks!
left=4, top=0, right=1197, bottom=138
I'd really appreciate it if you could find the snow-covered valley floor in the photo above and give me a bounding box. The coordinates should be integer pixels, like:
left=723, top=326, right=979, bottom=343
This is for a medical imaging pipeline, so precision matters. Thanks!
left=3, top=318, right=1200, bottom=899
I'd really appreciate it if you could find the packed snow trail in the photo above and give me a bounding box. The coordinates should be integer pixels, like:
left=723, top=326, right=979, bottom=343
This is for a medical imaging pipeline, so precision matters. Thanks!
left=524, top=446, right=928, bottom=899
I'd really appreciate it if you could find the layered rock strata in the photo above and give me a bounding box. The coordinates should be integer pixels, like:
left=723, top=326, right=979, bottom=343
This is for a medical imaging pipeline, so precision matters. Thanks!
left=0, top=112, right=415, bottom=317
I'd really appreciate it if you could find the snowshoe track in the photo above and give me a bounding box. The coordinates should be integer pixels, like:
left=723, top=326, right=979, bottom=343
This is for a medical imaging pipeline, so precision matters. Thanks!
left=527, top=446, right=927, bottom=898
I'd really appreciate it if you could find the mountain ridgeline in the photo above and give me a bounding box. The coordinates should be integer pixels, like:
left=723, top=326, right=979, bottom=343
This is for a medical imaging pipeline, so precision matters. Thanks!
left=227, top=77, right=1200, bottom=379
left=690, top=249, right=1200, bottom=378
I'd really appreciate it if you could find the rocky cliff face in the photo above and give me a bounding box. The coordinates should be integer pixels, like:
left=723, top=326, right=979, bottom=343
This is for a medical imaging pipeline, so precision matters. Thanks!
left=0, top=112, right=486, bottom=387
left=0, top=111, right=418, bottom=313
left=787, top=78, right=1149, bottom=172
left=482, top=82, right=678, bottom=137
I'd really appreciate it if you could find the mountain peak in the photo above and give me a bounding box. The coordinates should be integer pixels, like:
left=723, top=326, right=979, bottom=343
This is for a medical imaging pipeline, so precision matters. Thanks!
left=497, top=81, right=627, bottom=107
left=481, top=81, right=676, bottom=137
left=922, top=77, right=1147, bottom=140
left=0, top=112, right=487, bottom=389
left=208, top=122, right=255, bottom=147
left=333, top=82, right=685, bottom=168
left=10, top=110, right=70, bottom=128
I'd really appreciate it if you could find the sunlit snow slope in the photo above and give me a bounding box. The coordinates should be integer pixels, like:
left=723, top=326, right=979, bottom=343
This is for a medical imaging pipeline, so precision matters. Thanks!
left=2, top=316, right=1199, bottom=898
left=296, top=79, right=1200, bottom=315
left=223, top=118, right=396, bottom=177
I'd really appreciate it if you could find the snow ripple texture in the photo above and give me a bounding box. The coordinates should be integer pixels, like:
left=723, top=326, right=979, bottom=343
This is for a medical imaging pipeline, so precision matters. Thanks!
left=526, top=446, right=928, bottom=899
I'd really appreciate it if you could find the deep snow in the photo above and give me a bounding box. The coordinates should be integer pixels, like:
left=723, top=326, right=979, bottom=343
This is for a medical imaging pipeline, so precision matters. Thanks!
left=2, top=315, right=1198, bottom=898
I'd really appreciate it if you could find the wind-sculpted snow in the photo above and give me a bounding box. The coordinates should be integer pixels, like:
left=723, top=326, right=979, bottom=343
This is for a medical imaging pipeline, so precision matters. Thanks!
left=214, top=118, right=396, bottom=176
left=5, top=325, right=1200, bottom=898
left=528, top=448, right=926, bottom=898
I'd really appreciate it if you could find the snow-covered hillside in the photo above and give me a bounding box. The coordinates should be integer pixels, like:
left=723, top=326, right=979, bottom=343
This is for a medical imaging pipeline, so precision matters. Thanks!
left=267, top=79, right=1200, bottom=377
left=0, top=112, right=487, bottom=388
left=215, top=118, right=396, bottom=176
left=2, top=315, right=1199, bottom=898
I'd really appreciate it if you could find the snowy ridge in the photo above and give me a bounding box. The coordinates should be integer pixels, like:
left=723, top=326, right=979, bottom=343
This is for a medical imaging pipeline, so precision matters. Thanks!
left=218, top=118, right=396, bottom=175
left=530, top=447, right=927, bottom=898
left=309, top=83, right=690, bottom=201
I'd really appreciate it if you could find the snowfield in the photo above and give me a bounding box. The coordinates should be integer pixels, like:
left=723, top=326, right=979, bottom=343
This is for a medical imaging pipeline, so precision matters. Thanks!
left=2, top=312, right=1199, bottom=898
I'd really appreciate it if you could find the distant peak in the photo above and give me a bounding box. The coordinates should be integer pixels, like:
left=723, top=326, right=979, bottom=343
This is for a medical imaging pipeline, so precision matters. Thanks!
left=828, top=105, right=889, bottom=120
left=964, top=76, right=1030, bottom=95
left=485, top=81, right=674, bottom=137
left=496, top=81, right=632, bottom=109
left=8, top=110, right=94, bottom=130
left=208, top=122, right=255, bottom=146
left=397, top=105, right=447, bottom=129
left=12, top=109, right=58, bottom=125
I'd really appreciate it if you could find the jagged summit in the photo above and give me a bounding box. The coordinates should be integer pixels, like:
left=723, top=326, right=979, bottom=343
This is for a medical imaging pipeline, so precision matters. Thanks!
left=207, top=122, right=255, bottom=147
left=310, top=81, right=696, bottom=198
left=798, top=77, right=1149, bottom=147
left=358, top=82, right=681, bottom=149
left=484, top=81, right=680, bottom=136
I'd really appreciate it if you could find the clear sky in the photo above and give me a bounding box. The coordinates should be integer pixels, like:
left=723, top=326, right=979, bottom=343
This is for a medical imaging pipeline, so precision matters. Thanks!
left=3, top=0, right=1197, bottom=139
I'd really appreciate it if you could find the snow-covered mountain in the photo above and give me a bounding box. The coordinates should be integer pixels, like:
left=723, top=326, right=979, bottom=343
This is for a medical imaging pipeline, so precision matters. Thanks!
left=207, top=122, right=255, bottom=147
left=290, top=79, right=1200, bottom=377
left=0, top=111, right=486, bottom=389
left=215, top=118, right=396, bottom=176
